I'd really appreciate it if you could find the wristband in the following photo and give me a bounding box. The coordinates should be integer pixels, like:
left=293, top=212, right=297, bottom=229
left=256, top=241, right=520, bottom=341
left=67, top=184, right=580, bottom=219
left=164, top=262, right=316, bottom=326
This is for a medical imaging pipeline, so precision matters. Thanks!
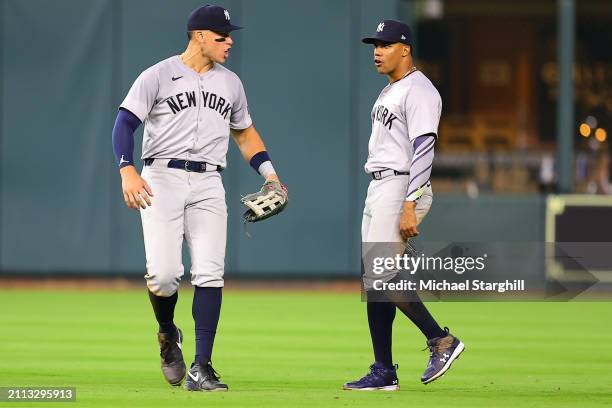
left=258, top=161, right=276, bottom=179
left=249, top=151, right=276, bottom=178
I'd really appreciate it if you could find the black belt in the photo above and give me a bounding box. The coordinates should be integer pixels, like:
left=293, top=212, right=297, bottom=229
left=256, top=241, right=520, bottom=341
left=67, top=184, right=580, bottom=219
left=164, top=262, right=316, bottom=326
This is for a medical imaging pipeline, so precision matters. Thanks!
left=144, top=158, right=223, bottom=173
left=371, top=169, right=409, bottom=180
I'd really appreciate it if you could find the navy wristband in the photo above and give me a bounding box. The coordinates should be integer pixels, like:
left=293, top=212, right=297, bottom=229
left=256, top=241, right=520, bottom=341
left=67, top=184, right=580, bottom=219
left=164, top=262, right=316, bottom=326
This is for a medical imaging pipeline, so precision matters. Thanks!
left=249, top=151, right=271, bottom=174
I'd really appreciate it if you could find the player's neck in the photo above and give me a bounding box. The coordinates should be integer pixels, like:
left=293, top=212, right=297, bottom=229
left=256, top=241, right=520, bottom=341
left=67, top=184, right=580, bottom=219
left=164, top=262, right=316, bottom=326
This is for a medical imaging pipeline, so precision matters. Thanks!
left=180, top=44, right=214, bottom=74
left=387, top=65, right=416, bottom=83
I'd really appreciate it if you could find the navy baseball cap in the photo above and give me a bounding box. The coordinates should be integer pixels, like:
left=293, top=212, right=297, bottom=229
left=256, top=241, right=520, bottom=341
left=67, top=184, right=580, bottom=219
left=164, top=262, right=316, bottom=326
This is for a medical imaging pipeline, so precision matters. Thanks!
left=362, top=20, right=412, bottom=46
left=187, top=4, right=242, bottom=32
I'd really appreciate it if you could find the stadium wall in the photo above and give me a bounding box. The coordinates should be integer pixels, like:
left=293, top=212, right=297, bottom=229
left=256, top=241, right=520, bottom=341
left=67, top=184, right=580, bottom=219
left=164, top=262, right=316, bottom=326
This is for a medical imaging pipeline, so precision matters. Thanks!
left=0, top=0, right=544, bottom=277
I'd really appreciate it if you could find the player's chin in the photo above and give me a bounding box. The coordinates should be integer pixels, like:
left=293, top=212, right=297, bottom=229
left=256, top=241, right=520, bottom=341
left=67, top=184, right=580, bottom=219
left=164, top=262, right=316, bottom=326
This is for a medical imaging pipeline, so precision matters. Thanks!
left=212, top=53, right=229, bottom=64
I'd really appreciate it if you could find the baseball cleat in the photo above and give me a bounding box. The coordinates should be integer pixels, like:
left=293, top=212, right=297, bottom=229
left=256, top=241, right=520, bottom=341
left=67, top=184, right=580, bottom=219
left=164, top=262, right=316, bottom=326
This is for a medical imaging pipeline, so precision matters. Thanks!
left=343, top=362, right=399, bottom=391
left=421, top=327, right=465, bottom=384
left=157, top=327, right=186, bottom=386
left=184, top=362, right=228, bottom=392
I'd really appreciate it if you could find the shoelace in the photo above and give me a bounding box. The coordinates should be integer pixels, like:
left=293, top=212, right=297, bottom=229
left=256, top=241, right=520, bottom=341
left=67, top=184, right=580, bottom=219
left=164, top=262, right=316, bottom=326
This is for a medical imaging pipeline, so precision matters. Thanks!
left=422, top=327, right=452, bottom=356
left=205, top=364, right=222, bottom=381
left=358, top=365, right=382, bottom=383
left=422, top=340, right=445, bottom=355
left=160, top=342, right=177, bottom=363
left=358, top=364, right=393, bottom=383
left=160, top=340, right=170, bottom=359
left=160, top=337, right=180, bottom=362
left=421, top=343, right=445, bottom=370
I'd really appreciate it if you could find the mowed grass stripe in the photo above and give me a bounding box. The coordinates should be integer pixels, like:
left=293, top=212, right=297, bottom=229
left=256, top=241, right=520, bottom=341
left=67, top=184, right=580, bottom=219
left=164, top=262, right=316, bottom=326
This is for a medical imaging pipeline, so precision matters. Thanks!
left=0, top=290, right=610, bottom=407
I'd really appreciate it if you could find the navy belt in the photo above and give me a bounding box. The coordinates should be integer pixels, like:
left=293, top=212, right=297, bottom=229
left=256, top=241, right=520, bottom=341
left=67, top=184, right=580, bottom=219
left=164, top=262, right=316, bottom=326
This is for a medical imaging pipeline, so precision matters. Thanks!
left=144, top=158, right=223, bottom=173
left=371, top=169, right=409, bottom=180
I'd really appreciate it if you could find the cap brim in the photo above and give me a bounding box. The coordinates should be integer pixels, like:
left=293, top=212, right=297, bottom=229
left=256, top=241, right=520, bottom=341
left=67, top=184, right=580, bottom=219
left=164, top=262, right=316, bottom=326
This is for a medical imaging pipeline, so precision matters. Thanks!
left=362, top=37, right=392, bottom=45
left=216, top=24, right=243, bottom=32
left=197, top=23, right=243, bottom=33
left=226, top=24, right=243, bottom=32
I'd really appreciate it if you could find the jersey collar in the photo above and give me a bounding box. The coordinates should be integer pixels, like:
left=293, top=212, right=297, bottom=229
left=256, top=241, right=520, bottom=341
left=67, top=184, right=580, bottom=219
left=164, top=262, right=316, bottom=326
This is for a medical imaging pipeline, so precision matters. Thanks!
left=174, top=55, right=218, bottom=78
left=389, top=66, right=418, bottom=85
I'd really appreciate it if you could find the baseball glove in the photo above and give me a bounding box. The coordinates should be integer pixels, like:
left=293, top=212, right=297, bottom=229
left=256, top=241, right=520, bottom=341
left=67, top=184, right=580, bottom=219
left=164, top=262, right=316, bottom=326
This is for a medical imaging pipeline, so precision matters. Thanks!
left=241, top=180, right=288, bottom=223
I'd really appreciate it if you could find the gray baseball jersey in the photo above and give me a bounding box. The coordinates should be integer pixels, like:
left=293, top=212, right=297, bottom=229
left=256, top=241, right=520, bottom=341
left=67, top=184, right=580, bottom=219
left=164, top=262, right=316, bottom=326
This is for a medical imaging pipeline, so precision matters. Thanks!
left=362, top=70, right=439, bottom=256
left=120, top=56, right=252, bottom=168
left=120, top=56, right=252, bottom=295
left=364, top=70, right=441, bottom=174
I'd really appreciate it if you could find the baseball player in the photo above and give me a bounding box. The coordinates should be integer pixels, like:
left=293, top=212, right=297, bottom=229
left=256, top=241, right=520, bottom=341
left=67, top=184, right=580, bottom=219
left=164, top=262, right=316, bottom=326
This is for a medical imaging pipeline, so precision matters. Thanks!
left=111, top=5, right=285, bottom=392
left=343, top=20, right=464, bottom=391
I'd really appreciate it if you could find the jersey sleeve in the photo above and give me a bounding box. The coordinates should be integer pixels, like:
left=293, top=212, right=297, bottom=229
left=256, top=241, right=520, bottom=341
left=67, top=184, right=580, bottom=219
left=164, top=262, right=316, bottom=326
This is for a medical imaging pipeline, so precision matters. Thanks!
left=404, top=85, right=442, bottom=141
left=230, top=78, right=253, bottom=130
left=119, top=67, right=159, bottom=122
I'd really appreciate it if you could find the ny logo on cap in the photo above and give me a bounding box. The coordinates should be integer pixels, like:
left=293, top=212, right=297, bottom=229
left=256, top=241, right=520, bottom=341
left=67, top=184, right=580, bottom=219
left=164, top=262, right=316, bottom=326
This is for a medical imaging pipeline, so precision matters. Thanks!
left=401, top=34, right=406, bottom=40
left=377, top=22, right=385, bottom=32
left=224, top=9, right=230, bottom=20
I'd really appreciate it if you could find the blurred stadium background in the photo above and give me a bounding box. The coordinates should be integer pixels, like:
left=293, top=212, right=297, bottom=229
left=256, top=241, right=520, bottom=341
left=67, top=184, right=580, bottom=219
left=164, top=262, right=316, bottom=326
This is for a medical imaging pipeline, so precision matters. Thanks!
left=1, top=0, right=611, bottom=280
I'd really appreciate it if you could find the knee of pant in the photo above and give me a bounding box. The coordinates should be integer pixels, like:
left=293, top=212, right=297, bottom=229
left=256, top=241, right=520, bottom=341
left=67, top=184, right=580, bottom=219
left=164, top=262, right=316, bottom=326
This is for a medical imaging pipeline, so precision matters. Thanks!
left=145, top=260, right=183, bottom=297
left=146, top=274, right=180, bottom=297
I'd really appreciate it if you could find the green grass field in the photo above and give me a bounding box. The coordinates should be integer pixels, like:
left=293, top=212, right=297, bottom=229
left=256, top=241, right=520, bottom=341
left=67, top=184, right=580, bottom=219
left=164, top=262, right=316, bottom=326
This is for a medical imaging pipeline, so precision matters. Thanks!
left=0, top=289, right=611, bottom=407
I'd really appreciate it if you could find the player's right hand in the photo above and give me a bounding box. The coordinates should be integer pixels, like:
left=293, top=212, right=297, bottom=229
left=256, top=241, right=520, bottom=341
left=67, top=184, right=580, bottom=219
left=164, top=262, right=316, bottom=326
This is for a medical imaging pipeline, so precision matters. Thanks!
left=120, top=165, right=154, bottom=210
left=399, top=201, right=419, bottom=241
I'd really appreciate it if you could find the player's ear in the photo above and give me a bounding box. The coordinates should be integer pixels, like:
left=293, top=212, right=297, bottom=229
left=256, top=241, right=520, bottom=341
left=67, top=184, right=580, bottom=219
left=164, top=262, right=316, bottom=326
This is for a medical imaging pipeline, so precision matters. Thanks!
left=402, top=45, right=410, bottom=57
left=195, top=30, right=206, bottom=44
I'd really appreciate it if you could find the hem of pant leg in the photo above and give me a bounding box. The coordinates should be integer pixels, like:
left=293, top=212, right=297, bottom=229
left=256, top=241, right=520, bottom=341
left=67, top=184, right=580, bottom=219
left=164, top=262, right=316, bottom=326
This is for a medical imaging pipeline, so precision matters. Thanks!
left=191, top=282, right=225, bottom=288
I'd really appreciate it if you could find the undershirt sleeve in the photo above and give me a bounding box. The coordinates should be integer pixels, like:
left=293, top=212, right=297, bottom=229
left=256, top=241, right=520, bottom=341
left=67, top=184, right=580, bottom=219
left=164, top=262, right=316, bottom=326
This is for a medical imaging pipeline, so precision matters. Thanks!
left=112, top=108, right=142, bottom=168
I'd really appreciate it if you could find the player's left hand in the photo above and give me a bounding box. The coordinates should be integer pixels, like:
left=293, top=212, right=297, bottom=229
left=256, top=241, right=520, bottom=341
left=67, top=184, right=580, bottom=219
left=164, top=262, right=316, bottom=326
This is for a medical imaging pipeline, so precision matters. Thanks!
left=241, top=178, right=288, bottom=223
left=399, top=201, right=419, bottom=241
